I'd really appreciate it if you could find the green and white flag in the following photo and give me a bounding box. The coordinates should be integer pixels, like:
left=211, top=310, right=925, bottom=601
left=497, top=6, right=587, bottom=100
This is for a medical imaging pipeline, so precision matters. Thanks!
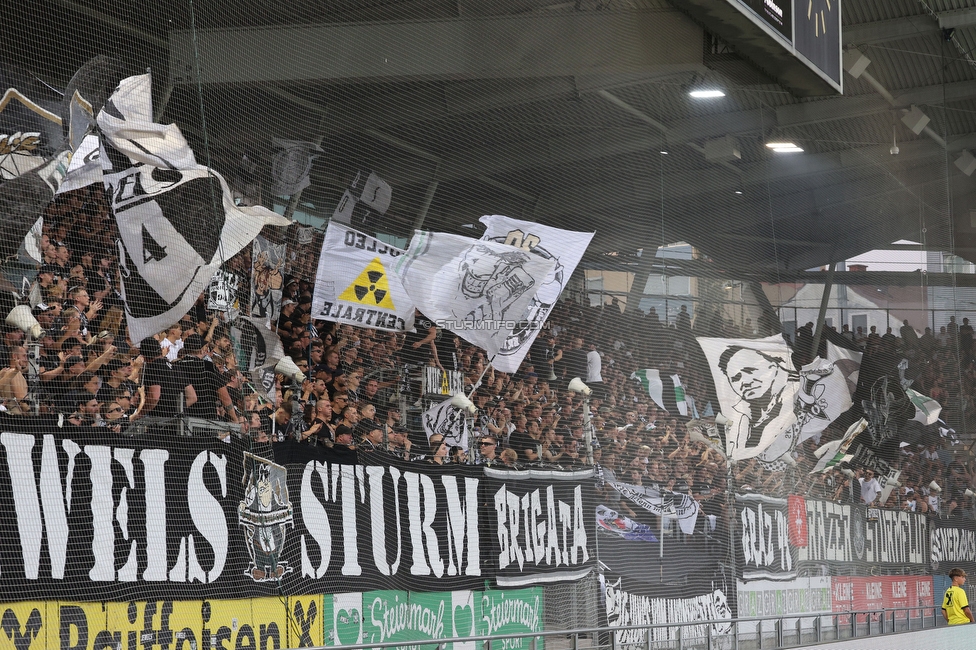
left=671, top=374, right=688, bottom=416
left=906, top=388, right=942, bottom=425
left=811, top=418, right=866, bottom=473
left=631, top=369, right=666, bottom=413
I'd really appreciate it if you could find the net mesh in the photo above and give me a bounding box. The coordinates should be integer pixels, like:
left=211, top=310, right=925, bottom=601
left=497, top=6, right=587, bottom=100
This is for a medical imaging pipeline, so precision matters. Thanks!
left=0, top=0, right=973, bottom=647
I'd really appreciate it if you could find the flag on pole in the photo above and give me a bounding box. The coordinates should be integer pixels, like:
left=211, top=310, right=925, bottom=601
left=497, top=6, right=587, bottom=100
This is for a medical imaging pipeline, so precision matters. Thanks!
left=671, top=374, right=688, bottom=416
left=810, top=418, right=866, bottom=473
left=395, top=230, right=555, bottom=358
left=631, top=369, right=666, bottom=413
left=311, top=222, right=415, bottom=333
left=906, top=388, right=942, bottom=425
left=99, top=73, right=289, bottom=344
left=697, top=335, right=801, bottom=463
left=421, top=397, right=469, bottom=450
left=596, top=505, right=658, bottom=542
left=479, top=215, right=593, bottom=373
left=270, top=138, right=323, bottom=198
left=230, top=316, right=285, bottom=400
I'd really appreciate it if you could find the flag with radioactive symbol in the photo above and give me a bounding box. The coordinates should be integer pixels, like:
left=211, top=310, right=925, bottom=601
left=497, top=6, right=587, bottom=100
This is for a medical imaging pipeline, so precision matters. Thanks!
left=311, top=222, right=416, bottom=333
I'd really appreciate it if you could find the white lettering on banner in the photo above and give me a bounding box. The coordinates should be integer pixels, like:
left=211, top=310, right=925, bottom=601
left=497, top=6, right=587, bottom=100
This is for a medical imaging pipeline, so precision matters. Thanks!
left=299, top=464, right=482, bottom=580
left=931, top=527, right=976, bottom=564
left=604, top=578, right=732, bottom=645
left=865, top=509, right=926, bottom=565
left=369, top=594, right=446, bottom=642
left=480, top=593, right=542, bottom=635
left=0, top=436, right=591, bottom=588
left=494, top=485, right=588, bottom=571
left=797, top=500, right=852, bottom=563
left=1, top=433, right=229, bottom=584
left=739, top=501, right=792, bottom=578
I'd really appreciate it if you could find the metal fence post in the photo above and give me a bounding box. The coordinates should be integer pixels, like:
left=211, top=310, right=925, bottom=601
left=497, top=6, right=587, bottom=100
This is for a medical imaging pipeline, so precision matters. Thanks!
left=706, top=623, right=712, bottom=650
left=676, top=622, right=682, bottom=650
left=776, top=618, right=783, bottom=648
left=757, top=619, right=762, bottom=650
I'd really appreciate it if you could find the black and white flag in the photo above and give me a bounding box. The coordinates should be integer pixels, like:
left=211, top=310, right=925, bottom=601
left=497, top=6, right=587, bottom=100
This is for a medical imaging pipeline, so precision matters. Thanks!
left=331, top=171, right=393, bottom=225
left=479, top=215, right=593, bottom=373
left=98, top=74, right=289, bottom=343
left=231, top=316, right=285, bottom=400
left=270, top=138, right=323, bottom=198
left=395, top=230, right=555, bottom=359
left=607, top=482, right=699, bottom=534
left=250, top=235, right=285, bottom=324
left=421, top=397, right=469, bottom=450
left=698, top=336, right=801, bottom=463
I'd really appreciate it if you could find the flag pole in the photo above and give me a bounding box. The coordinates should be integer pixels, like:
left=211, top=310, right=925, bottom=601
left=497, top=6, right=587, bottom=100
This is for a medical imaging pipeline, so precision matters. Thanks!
left=465, top=354, right=497, bottom=400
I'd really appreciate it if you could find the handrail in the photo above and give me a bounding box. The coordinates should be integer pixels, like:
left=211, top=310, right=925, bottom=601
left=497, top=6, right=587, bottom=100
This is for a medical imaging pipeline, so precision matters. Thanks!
left=303, top=605, right=946, bottom=650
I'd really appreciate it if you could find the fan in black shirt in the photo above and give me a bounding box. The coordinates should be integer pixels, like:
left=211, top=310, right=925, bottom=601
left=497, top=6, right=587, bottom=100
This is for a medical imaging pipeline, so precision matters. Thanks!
left=139, top=338, right=196, bottom=419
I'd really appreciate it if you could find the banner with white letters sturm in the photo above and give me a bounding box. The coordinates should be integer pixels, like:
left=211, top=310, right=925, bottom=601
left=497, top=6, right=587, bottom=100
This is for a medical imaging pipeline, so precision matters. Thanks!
left=0, top=421, right=594, bottom=601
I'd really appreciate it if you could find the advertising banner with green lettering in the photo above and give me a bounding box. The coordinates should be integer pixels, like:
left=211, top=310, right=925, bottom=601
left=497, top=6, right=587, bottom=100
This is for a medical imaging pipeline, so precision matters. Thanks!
left=322, top=588, right=544, bottom=649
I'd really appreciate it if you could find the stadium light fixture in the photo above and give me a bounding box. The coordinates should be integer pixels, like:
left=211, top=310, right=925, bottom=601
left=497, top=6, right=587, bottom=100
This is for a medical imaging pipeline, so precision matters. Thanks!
left=689, top=89, right=725, bottom=99
left=766, top=141, right=804, bottom=153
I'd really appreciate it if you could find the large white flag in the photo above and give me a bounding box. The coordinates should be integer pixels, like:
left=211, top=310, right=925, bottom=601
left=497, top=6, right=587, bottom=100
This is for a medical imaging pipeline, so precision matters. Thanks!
left=479, top=215, right=593, bottom=373
left=99, top=74, right=289, bottom=344
left=699, top=335, right=860, bottom=464
left=698, top=335, right=802, bottom=464
left=421, top=397, right=469, bottom=450
left=396, top=230, right=556, bottom=359
left=311, top=222, right=415, bottom=333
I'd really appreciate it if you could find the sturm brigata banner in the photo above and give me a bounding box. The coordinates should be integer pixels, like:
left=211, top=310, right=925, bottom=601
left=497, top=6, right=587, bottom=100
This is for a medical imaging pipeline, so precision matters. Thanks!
left=0, top=424, right=595, bottom=601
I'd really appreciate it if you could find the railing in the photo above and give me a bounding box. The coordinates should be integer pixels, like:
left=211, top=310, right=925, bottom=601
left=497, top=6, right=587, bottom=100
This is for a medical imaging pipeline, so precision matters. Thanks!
left=303, top=606, right=949, bottom=650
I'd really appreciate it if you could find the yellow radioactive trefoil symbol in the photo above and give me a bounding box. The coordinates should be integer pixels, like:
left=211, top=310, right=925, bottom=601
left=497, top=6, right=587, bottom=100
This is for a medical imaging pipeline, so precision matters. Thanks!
left=339, top=258, right=396, bottom=309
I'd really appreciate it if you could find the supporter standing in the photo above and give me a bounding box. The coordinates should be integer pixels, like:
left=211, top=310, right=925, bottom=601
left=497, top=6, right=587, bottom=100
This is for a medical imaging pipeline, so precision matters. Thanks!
left=139, top=338, right=196, bottom=419
left=180, top=334, right=238, bottom=423
left=942, top=568, right=974, bottom=624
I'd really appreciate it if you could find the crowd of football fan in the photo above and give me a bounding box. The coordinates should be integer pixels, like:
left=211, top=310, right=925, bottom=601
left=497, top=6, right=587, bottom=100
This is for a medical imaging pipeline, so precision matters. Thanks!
left=7, top=184, right=976, bottom=524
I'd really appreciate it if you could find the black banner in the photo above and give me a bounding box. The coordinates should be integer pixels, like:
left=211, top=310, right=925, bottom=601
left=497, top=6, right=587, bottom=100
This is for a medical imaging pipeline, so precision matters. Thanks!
left=0, top=424, right=594, bottom=601
left=603, top=570, right=733, bottom=646
left=931, top=519, right=976, bottom=575
left=794, top=498, right=928, bottom=570
left=483, top=467, right=596, bottom=587
left=736, top=493, right=796, bottom=581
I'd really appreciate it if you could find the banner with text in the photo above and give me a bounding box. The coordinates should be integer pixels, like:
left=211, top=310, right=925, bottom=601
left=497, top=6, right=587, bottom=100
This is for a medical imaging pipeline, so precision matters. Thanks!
left=0, top=425, right=594, bottom=601
left=794, top=498, right=928, bottom=571
left=321, top=587, right=543, bottom=650
left=603, top=571, right=733, bottom=647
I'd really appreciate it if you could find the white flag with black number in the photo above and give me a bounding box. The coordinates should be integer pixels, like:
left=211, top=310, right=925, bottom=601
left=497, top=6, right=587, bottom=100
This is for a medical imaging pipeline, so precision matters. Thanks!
left=479, top=215, right=593, bottom=373
left=311, top=222, right=415, bottom=333
left=98, top=74, right=289, bottom=344
left=421, top=397, right=469, bottom=450
left=395, top=230, right=555, bottom=358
